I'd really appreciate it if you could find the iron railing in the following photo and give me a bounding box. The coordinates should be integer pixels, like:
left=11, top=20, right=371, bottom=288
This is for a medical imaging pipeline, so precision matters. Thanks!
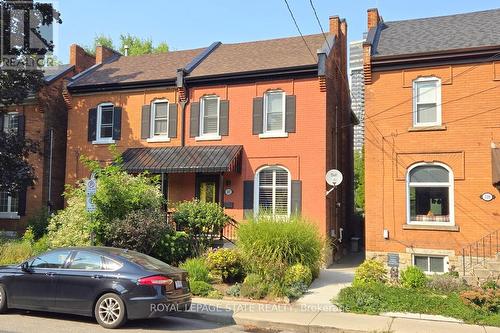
left=220, top=216, right=239, bottom=244
left=461, top=229, right=500, bottom=276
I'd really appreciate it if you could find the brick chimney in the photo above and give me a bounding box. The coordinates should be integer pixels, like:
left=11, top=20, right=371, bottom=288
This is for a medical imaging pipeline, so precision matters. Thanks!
left=367, top=8, right=382, bottom=30
left=96, top=45, right=119, bottom=64
left=329, top=15, right=341, bottom=37
left=69, top=44, right=95, bottom=73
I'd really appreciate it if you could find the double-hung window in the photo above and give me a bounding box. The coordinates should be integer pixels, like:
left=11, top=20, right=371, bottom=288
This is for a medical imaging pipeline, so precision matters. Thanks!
left=3, top=112, right=19, bottom=133
left=199, top=95, right=220, bottom=139
left=407, top=163, right=454, bottom=225
left=150, top=100, right=169, bottom=139
left=413, top=77, right=441, bottom=127
left=96, top=103, right=114, bottom=143
left=254, top=166, right=291, bottom=217
left=0, top=191, right=18, bottom=219
left=263, top=90, right=286, bottom=134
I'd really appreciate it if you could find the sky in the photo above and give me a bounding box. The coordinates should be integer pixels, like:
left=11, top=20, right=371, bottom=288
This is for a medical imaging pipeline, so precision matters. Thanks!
left=54, top=0, right=500, bottom=63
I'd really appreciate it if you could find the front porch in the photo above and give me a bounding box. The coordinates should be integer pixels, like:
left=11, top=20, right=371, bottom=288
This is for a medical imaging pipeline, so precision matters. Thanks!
left=121, top=145, right=243, bottom=243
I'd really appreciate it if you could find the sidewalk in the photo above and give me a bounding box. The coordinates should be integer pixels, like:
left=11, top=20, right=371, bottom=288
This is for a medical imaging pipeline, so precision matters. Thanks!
left=174, top=297, right=500, bottom=333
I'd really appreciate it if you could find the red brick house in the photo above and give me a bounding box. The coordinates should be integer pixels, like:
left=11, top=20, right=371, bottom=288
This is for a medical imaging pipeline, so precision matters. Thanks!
left=65, top=16, right=355, bottom=258
left=0, top=62, right=84, bottom=235
left=363, top=8, right=500, bottom=275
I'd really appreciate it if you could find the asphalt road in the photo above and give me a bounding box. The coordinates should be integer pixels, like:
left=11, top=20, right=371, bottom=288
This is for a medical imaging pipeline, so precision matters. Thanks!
left=0, top=310, right=255, bottom=333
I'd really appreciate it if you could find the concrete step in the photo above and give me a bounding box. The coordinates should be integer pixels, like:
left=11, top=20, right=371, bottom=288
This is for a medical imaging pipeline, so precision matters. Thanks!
left=486, top=261, right=500, bottom=271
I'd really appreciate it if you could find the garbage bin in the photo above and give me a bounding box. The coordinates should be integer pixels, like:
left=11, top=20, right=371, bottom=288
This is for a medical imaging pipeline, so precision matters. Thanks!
left=350, top=237, right=360, bottom=252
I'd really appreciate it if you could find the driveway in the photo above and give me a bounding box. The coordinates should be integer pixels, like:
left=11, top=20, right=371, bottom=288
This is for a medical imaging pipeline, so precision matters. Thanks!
left=0, top=310, right=246, bottom=333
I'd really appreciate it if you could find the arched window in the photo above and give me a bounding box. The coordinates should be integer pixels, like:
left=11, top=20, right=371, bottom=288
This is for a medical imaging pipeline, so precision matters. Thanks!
left=254, top=166, right=291, bottom=217
left=407, top=163, right=454, bottom=225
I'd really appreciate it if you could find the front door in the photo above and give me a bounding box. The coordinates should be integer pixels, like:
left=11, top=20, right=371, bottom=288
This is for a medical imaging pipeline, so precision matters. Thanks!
left=195, top=175, right=220, bottom=203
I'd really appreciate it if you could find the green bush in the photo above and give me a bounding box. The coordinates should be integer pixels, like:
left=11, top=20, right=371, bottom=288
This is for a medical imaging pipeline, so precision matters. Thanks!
left=189, top=280, right=214, bottom=297
left=206, top=248, right=245, bottom=283
left=284, top=263, right=313, bottom=287
left=104, top=209, right=171, bottom=255
left=180, top=257, right=211, bottom=283
left=207, top=290, right=224, bottom=299
left=352, top=259, right=387, bottom=286
left=27, top=208, right=50, bottom=240
left=172, top=200, right=228, bottom=255
left=31, top=235, right=50, bottom=255
left=427, top=273, right=467, bottom=293
left=236, top=214, right=324, bottom=282
left=155, top=231, right=192, bottom=265
left=285, top=282, right=309, bottom=300
left=240, top=273, right=268, bottom=299
left=226, top=283, right=242, bottom=297
left=400, top=266, right=427, bottom=289
left=47, top=187, right=92, bottom=247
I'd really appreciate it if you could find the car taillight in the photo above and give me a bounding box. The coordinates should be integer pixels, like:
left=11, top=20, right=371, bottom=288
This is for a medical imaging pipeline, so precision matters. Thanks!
left=137, top=275, right=173, bottom=286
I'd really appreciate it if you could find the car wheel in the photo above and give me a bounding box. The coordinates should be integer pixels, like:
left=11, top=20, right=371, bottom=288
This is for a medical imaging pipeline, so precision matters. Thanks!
left=0, top=284, right=7, bottom=314
left=94, top=293, right=127, bottom=329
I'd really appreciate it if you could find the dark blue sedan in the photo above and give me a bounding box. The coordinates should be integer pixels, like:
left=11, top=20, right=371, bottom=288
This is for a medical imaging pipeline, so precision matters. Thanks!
left=0, top=247, right=191, bottom=329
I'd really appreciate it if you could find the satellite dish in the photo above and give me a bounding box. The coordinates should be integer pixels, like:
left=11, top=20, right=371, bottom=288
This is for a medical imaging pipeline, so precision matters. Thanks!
left=326, top=169, right=343, bottom=186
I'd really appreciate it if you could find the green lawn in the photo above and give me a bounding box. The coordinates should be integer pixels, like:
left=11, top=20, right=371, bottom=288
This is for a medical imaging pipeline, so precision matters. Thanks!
left=334, top=283, right=500, bottom=327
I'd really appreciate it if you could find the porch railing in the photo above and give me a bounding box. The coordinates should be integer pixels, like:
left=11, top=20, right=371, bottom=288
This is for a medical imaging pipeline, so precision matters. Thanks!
left=461, top=229, right=500, bottom=276
left=221, top=216, right=239, bottom=244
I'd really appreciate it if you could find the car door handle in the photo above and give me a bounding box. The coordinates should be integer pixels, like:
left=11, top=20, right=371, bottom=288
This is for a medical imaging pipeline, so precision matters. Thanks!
left=92, top=274, right=103, bottom=279
left=45, top=272, right=55, bottom=277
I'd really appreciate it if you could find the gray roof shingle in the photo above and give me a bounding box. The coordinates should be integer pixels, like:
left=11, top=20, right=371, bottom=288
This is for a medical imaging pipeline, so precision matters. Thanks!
left=373, top=8, right=500, bottom=58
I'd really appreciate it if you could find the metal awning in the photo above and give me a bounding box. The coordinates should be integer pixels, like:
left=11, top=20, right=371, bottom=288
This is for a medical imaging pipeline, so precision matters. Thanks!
left=121, top=145, right=242, bottom=174
left=493, top=147, right=500, bottom=187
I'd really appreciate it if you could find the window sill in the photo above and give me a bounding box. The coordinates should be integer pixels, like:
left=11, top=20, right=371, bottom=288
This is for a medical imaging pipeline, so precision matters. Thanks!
left=92, top=139, right=116, bottom=145
left=146, top=136, right=171, bottom=143
left=408, top=125, right=447, bottom=132
left=195, top=135, right=222, bottom=141
left=403, top=224, right=459, bottom=232
left=0, top=213, right=20, bottom=220
left=259, top=132, right=289, bottom=139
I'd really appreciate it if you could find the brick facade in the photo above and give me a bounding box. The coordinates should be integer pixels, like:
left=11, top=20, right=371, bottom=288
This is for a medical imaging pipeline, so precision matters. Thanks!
left=364, top=9, right=500, bottom=272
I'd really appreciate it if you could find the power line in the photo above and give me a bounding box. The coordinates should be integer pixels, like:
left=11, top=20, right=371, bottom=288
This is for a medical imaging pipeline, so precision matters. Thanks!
left=308, top=0, right=330, bottom=49
left=283, top=0, right=317, bottom=62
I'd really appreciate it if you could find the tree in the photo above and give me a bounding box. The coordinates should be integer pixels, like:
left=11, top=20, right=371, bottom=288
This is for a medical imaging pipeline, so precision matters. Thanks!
left=354, top=148, right=365, bottom=212
left=83, top=34, right=115, bottom=55
left=0, top=131, right=39, bottom=194
left=0, top=0, right=61, bottom=105
left=83, top=34, right=169, bottom=56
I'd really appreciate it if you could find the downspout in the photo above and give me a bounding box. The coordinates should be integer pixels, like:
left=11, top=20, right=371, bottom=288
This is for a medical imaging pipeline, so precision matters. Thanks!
left=47, top=127, right=54, bottom=213
left=176, top=68, right=189, bottom=147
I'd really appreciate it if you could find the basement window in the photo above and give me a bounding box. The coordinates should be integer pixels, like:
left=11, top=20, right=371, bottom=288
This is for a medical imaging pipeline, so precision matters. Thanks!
left=413, top=255, right=448, bottom=274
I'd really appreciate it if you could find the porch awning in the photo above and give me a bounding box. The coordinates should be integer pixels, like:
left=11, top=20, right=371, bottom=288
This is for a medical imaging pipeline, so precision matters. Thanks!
left=121, top=145, right=242, bottom=174
left=493, top=147, right=500, bottom=187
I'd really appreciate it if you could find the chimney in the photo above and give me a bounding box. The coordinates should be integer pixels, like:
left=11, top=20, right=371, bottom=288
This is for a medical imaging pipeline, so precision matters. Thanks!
left=124, top=45, right=129, bottom=56
left=329, top=15, right=340, bottom=37
left=69, top=44, right=95, bottom=73
left=96, top=45, right=119, bottom=64
left=367, top=8, right=382, bottom=30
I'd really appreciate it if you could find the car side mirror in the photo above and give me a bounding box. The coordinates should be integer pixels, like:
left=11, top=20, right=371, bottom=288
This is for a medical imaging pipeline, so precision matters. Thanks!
left=21, top=261, right=32, bottom=273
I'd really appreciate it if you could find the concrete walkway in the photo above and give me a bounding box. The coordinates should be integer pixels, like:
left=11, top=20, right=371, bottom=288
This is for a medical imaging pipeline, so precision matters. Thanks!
left=295, top=251, right=363, bottom=310
left=174, top=297, right=500, bottom=333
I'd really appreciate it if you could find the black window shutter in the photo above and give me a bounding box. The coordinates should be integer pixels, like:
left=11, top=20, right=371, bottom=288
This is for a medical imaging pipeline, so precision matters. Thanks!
left=252, top=97, right=263, bottom=135
left=285, top=95, right=296, bottom=133
left=291, top=180, right=302, bottom=215
left=219, top=100, right=229, bottom=136
left=88, top=108, right=97, bottom=141
left=112, top=107, right=122, bottom=140
left=17, top=114, right=25, bottom=137
left=243, top=180, right=254, bottom=219
left=18, top=187, right=27, bottom=216
left=0, top=113, right=4, bottom=132
left=190, top=102, right=200, bottom=137
left=141, top=105, right=151, bottom=139
left=168, top=103, right=178, bottom=138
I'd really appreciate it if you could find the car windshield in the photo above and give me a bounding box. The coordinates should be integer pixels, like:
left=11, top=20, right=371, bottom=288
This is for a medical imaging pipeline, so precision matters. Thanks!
left=115, top=250, right=172, bottom=271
